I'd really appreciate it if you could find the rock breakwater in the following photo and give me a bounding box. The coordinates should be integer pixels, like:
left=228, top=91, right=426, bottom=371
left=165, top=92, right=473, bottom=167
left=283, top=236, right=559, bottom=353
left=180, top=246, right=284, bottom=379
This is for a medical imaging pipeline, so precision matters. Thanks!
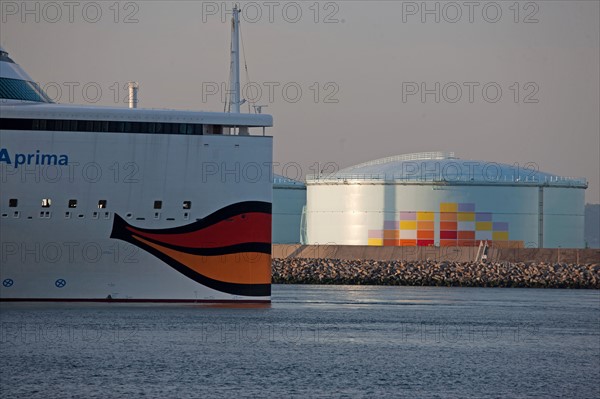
left=272, top=259, right=600, bottom=288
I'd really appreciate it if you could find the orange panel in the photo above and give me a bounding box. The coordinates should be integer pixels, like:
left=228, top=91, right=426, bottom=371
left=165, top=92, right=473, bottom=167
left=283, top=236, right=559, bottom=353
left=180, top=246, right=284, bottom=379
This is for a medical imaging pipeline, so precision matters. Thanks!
left=383, top=239, right=400, bottom=246
left=399, top=239, right=417, bottom=246
left=417, top=230, right=434, bottom=239
left=417, top=221, right=434, bottom=230
left=440, top=221, right=457, bottom=231
left=457, top=239, right=476, bottom=247
left=440, top=212, right=457, bottom=221
left=457, top=231, right=475, bottom=239
left=383, top=230, right=399, bottom=239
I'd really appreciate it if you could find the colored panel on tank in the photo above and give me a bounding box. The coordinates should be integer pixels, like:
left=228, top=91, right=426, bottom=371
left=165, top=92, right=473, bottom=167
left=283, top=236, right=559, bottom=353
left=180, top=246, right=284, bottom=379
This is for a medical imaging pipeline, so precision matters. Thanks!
left=476, top=222, right=493, bottom=231
left=399, top=212, right=417, bottom=220
left=384, top=230, right=399, bottom=239
left=440, top=230, right=457, bottom=239
left=475, top=213, right=492, bottom=222
left=457, top=212, right=475, bottom=221
left=457, top=239, right=476, bottom=246
left=440, top=203, right=458, bottom=212
left=458, top=203, right=475, bottom=212
left=368, top=238, right=383, bottom=246
left=417, top=221, right=434, bottom=230
left=417, top=230, right=434, bottom=239
left=400, top=221, right=417, bottom=230
left=384, top=220, right=399, bottom=229
left=417, top=239, right=434, bottom=246
left=458, top=221, right=475, bottom=231
left=440, top=221, right=457, bottom=231
left=493, top=222, right=509, bottom=231
left=417, top=212, right=434, bottom=221
left=368, top=230, right=383, bottom=239
left=440, top=212, right=457, bottom=221
left=383, top=239, right=399, bottom=246
left=457, top=231, right=475, bottom=239
left=493, top=232, right=509, bottom=241
left=399, top=239, right=417, bottom=246
left=400, top=230, right=417, bottom=239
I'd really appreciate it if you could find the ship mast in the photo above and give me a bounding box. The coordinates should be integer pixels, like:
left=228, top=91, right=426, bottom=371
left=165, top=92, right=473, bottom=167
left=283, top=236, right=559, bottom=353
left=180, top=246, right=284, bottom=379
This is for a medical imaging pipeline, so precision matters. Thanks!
left=230, top=5, right=241, bottom=114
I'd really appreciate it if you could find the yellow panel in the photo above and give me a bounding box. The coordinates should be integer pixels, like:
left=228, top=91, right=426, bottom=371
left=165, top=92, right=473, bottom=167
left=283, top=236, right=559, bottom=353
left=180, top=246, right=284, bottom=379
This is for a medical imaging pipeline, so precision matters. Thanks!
left=417, top=212, right=435, bottom=221
left=368, top=238, right=383, bottom=246
left=492, top=232, right=509, bottom=241
left=440, top=203, right=458, bottom=212
left=476, top=222, right=493, bottom=231
left=399, top=221, right=417, bottom=230
left=457, top=212, right=475, bottom=221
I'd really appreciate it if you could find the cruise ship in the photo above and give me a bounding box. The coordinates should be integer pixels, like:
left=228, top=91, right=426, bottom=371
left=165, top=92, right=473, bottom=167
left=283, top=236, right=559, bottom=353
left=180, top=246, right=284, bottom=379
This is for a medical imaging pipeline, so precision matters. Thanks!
left=0, top=8, right=273, bottom=302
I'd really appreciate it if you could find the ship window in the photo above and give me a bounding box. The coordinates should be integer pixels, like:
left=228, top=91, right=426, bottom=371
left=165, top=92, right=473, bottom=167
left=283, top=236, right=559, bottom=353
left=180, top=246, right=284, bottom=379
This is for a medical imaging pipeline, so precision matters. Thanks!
left=68, top=199, right=77, bottom=208
left=9, top=199, right=18, bottom=207
left=154, top=201, right=162, bottom=210
left=104, top=212, right=110, bottom=219
left=41, top=198, right=52, bottom=208
left=183, top=212, right=189, bottom=220
left=154, top=212, right=160, bottom=219
left=92, top=212, right=98, bottom=219
left=14, top=211, right=20, bottom=218
left=186, top=124, right=194, bottom=135
left=0, top=77, right=53, bottom=103
left=183, top=201, right=192, bottom=210
left=98, top=200, right=107, bottom=209
left=148, top=123, right=156, bottom=133
left=1, top=214, right=7, bottom=218
left=65, top=212, right=71, bottom=218
left=126, top=213, right=132, bottom=219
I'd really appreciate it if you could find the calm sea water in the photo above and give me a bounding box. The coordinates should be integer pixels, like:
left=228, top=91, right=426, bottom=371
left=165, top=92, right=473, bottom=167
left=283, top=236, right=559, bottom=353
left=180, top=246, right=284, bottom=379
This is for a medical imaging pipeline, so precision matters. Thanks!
left=1, top=286, right=598, bottom=398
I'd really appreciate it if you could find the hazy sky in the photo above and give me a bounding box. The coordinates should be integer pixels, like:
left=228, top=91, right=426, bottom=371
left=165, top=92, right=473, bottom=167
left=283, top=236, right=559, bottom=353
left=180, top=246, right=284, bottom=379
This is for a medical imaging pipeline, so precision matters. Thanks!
left=2, top=1, right=598, bottom=202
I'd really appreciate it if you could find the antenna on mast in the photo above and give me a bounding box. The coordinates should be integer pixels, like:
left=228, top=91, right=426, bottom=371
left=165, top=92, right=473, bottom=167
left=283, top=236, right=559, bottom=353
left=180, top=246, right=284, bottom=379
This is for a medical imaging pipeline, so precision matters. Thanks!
left=230, top=4, right=242, bottom=114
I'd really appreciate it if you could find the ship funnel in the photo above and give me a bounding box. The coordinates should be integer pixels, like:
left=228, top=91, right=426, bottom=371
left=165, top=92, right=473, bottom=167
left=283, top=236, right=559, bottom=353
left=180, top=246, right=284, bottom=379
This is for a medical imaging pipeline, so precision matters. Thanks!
left=128, top=82, right=139, bottom=109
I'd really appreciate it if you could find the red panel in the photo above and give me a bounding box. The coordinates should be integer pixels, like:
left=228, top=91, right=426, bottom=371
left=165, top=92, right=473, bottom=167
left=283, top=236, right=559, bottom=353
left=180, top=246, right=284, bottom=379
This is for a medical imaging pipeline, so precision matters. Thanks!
left=417, top=239, right=434, bottom=247
left=457, top=239, right=476, bottom=247
left=457, top=231, right=475, bottom=239
left=440, top=230, right=457, bottom=239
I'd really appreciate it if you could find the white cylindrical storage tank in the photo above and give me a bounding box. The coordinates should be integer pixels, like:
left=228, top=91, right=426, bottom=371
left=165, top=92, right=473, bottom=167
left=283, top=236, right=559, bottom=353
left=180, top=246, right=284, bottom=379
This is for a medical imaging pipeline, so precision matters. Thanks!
left=272, top=174, right=306, bottom=244
left=306, top=152, right=587, bottom=249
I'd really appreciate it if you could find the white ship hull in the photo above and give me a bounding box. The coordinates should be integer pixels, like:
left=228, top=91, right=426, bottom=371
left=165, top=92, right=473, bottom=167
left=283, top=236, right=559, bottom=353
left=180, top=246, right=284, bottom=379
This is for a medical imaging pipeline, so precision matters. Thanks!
left=1, top=129, right=273, bottom=302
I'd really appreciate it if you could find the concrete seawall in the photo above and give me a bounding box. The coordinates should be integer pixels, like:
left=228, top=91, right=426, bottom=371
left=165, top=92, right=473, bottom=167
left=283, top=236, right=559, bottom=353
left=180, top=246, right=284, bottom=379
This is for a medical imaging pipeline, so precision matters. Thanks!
left=273, top=245, right=600, bottom=264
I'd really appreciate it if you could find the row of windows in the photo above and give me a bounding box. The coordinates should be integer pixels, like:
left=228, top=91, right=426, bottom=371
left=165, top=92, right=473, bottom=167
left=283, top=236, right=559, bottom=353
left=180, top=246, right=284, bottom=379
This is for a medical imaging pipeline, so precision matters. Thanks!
left=8, top=199, right=192, bottom=210
left=0, top=118, right=224, bottom=135
left=1, top=210, right=190, bottom=221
